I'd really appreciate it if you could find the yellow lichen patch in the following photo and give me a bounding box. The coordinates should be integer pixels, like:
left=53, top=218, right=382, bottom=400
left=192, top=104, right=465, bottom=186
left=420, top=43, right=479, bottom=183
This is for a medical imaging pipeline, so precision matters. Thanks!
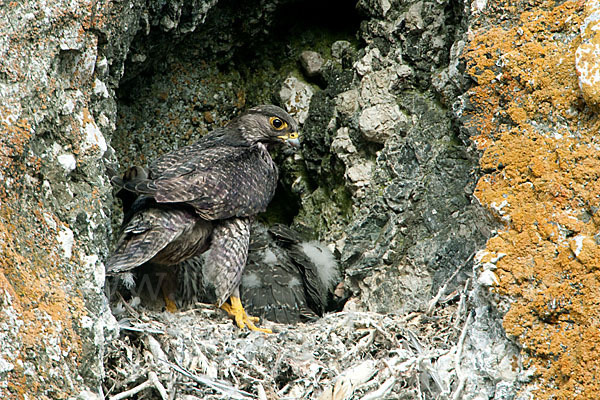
left=465, top=0, right=600, bottom=398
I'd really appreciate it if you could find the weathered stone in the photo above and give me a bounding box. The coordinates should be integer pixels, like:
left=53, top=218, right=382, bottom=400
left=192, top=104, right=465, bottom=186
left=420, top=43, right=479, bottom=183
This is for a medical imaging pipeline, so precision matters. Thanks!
left=357, top=0, right=392, bottom=17
left=279, top=75, right=314, bottom=124
left=0, top=0, right=219, bottom=397
left=354, top=47, right=383, bottom=76
left=358, top=103, right=406, bottom=143
left=575, top=0, right=600, bottom=109
left=335, top=89, right=360, bottom=118
left=345, top=160, right=373, bottom=192
left=462, top=1, right=600, bottom=397
left=331, top=40, right=352, bottom=60
left=359, top=68, right=392, bottom=105
left=300, top=50, right=324, bottom=77
left=331, top=127, right=357, bottom=156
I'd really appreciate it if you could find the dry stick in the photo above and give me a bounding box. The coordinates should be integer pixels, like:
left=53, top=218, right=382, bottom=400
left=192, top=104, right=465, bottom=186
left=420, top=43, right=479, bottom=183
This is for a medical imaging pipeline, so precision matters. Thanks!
left=109, top=379, right=154, bottom=400
left=359, top=376, right=396, bottom=400
left=257, top=383, right=268, bottom=400
left=341, top=329, right=375, bottom=361
left=148, top=371, right=169, bottom=400
left=109, top=371, right=167, bottom=400
left=168, top=369, right=178, bottom=400
left=113, top=366, right=149, bottom=389
left=118, top=322, right=165, bottom=335
left=116, top=292, right=140, bottom=318
left=453, top=278, right=471, bottom=331
left=236, top=352, right=269, bottom=379
left=164, top=358, right=256, bottom=399
left=427, top=252, right=475, bottom=315
left=450, top=310, right=473, bottom=400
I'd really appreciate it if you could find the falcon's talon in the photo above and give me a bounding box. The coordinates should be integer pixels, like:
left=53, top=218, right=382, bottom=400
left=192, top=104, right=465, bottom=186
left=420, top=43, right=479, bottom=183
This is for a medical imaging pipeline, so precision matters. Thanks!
left=221, top=296, right=272, bottom=334
left=161, top=275, right=178, bottom=312
left=164, top=295, right=178, bottom=313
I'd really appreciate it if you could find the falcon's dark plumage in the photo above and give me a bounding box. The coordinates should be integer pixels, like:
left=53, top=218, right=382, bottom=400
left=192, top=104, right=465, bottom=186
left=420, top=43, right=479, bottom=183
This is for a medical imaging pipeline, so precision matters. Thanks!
left=106, top=105, right=299, bottom=332
left=176, top=223, right=342, bottom=324
left=241, top=224, right=340, bottom=323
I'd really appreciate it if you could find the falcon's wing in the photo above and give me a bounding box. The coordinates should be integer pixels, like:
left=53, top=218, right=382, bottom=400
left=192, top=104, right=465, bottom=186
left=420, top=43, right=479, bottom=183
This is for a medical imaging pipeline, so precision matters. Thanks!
left=106, top=206, right=193, bottom=274
left=241, top=249, right=320, bottom=324
left=147, top=134, right=232, bottom=178
left=124, top=144, right=277, bottom=220
left=268, top=224, right=330, bottom=315
left=239, top=223, right=322, bottom=323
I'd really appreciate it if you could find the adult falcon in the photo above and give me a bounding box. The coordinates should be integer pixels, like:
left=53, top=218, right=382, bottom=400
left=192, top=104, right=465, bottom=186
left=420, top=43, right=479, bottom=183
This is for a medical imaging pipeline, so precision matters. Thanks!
left=106, top=105, right=299, bottom=333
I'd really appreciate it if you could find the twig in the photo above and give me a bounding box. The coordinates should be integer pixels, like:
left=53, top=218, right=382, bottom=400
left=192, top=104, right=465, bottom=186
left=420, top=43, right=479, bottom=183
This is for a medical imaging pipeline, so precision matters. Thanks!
left=359, top=376, right=396, bottom=400
left=453, top=278, right=470, bottom=330
left=168, top=370, right=178, bottom=400
left=271, top=348, right=286, bottom=382
left=109, top=379, right=154, bottom=400
left=276, top=383, right=291, bottom=398
left=118, top=324, right=166, bottom=335
left=341, top=329, right=375, bottom=361
left=118, top=318, right=165, bottom=335
left=427, top=253, right=474, bottom=315
left=365, top=318, right=399, bottom=347
left=109, top=371, right=168, bottom=400
left=403, top=328, right=424, bottom=354
left=148, top=371, right=169, bottom=400
left=236, top=352, right=269, bottom=379
left=163, top=358, right=256, bottom=399
left=116, top=292, right=140, bottom=318
left=257, top=383, right=267, bottom=400
left=450, top=311, right=473, bottom=400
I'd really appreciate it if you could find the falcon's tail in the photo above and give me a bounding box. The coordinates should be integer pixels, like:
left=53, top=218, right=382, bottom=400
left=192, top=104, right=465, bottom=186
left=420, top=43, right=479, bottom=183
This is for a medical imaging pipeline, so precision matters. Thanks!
left=108, top=165, right=152, bottom=214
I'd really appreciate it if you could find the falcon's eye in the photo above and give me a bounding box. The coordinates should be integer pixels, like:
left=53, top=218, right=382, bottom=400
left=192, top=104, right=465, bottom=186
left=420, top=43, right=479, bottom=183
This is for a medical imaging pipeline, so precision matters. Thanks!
left=269, top=117, right=287, bottom=130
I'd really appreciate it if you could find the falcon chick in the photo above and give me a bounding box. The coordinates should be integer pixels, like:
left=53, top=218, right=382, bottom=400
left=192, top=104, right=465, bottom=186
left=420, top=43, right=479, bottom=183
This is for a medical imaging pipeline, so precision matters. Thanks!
left=242, top=223, right=340, bottom=324
left=176, top=223, right=343, bottom=324
left=106, top=105, right=299, bottom=333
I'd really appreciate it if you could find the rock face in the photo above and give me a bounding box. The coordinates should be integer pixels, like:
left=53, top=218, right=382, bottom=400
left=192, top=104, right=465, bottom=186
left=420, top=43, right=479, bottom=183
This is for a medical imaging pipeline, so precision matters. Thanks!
left=2, top=0, right=598, bottom=399
left=465, top=1, right=600, bottom=398
left=0, top=1, right=118, bottom=398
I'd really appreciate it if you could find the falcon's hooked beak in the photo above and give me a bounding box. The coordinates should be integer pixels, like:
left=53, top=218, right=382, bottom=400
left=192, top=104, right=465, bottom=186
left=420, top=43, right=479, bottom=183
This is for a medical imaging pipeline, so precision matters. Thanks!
left=277, top=132, right=300, bottom=148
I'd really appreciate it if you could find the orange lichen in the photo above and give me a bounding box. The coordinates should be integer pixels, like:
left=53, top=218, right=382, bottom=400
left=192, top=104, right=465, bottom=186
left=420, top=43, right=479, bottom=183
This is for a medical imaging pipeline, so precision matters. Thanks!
left=1, top=115, right=86, bottom=399
left=465, top=0, right=600, bottom=398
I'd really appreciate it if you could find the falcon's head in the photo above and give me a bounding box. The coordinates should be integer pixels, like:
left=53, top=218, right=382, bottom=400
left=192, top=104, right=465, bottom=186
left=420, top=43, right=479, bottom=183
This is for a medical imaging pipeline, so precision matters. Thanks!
left=229, top=105, right=300, bottom=148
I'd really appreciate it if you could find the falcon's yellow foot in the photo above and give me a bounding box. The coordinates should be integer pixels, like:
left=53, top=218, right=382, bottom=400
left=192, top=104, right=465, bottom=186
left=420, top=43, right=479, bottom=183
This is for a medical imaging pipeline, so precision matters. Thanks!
left=220, top=296, right=272, bottom=334
left=162, top=286, right=178, bottom=313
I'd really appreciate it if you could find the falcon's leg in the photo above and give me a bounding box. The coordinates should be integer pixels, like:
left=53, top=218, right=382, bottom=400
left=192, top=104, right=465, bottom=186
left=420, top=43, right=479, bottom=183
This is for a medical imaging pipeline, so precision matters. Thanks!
left=221, top=295, right=272, bottom=334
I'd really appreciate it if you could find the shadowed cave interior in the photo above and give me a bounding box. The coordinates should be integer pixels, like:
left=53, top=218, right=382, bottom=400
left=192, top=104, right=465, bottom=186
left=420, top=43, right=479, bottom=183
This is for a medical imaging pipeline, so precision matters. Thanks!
left=107, top=0, right=362, bottom=318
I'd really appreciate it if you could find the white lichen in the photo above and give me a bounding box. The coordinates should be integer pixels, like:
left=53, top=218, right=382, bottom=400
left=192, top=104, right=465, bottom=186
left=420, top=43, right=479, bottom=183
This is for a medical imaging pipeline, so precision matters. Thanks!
left=57, top=226, right=74, bottom=259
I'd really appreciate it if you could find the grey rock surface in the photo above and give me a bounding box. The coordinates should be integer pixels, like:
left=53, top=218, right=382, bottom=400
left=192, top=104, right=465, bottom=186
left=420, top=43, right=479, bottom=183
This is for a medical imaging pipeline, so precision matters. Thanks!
left=1, top=0, right=525, bottom=398
left=300, top=50, right=325, bottom=77
left=280, top=75, right=315, bottom=124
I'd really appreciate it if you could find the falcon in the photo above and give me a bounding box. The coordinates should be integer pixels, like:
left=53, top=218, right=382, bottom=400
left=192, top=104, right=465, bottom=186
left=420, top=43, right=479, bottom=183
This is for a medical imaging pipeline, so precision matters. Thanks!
left=241, top=224, right=341, bottom=323
left=176, top=223, right=343, bottom=324
left=106, top=105, right=299, bottom=333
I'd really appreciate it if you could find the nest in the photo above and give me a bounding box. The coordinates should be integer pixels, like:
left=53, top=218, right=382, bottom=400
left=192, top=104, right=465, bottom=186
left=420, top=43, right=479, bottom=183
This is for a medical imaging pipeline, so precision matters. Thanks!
left=103, top=272, right=472, bottom=400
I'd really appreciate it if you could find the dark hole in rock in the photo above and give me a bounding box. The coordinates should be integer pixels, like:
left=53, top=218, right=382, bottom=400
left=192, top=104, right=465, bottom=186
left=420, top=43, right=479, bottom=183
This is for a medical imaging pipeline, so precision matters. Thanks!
left=108, top=0, right=360, bottom=322
left=112, top=0, right=361, bottom=227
